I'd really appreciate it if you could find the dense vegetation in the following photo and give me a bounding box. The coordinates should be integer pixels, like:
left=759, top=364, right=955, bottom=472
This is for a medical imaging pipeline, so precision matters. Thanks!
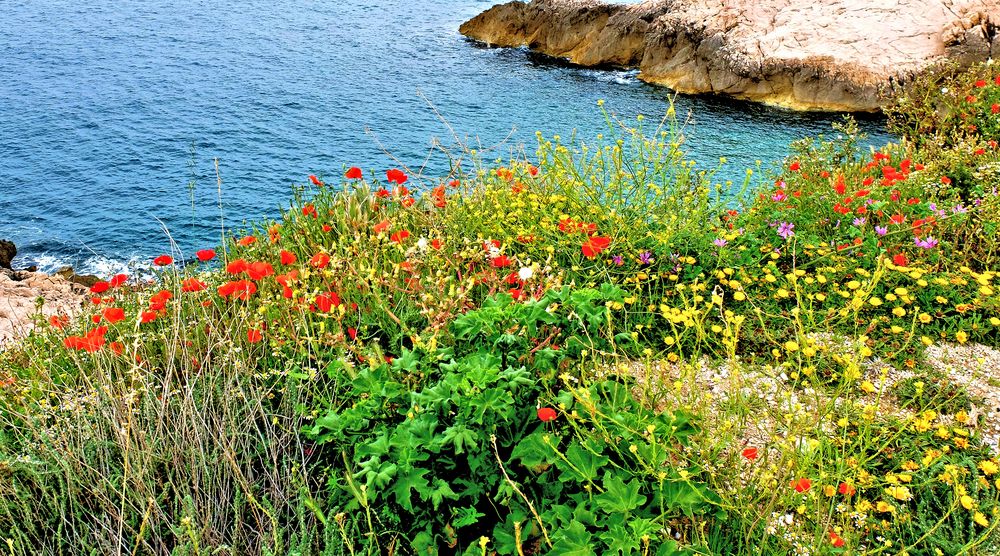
left=2, top=64, right=1000, bottom=555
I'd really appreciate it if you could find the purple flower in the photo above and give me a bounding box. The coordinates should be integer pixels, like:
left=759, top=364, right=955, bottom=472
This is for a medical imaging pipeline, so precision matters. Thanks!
left=612, top=255, right=624, bottom=266
left=772, top=191, right=787, bottom=202
left=713, top=238, right=728, bottom=247
left=875, top=226, right=888, bottom=236
left=952, top=204, right=967, bottom=214
left=914, top=236, right=939, bottom=249
left=853, top=217, right=866, bottom=227
left=639, top=251, right=654, bottom=265
left=928, top=202, right=946, bottom=217
left=776, top=222, right=795, bottom=240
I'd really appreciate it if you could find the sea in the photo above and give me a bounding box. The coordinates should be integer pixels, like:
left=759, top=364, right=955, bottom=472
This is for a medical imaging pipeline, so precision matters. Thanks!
left=0, top=0, right=892, bottom=274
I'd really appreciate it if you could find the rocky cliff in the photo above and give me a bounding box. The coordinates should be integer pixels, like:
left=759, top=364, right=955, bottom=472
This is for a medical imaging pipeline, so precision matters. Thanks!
left=460, top=0, right=1000, bottom=111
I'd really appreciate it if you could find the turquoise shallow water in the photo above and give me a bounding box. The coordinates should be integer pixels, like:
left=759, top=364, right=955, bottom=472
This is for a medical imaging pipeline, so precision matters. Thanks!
left=0, top=0, right=891, bottom=273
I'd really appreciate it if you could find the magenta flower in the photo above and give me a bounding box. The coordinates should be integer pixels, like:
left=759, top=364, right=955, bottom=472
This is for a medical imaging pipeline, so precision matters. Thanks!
left=875, top=226, right=888, bottom=236
left=776, top=222, right=795, bottom=240
left=713, top=238, right=728, bottom=247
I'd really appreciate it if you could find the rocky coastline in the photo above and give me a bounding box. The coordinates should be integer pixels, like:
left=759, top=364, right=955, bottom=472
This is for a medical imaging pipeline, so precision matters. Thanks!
left=0, top=240, right=89, bottom=348
left=459, top=0, right=1000, bottom=111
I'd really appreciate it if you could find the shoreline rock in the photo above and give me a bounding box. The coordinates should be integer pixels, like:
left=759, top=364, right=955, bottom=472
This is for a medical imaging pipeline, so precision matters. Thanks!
left=460, top=0, right=1000, bottom=112
left=0, top=240, right=88, bottom=349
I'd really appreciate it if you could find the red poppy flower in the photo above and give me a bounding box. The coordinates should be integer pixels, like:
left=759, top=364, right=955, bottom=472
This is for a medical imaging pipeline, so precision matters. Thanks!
left=889, top=213, right=906, bottom=225
left=581, top=236, right=611, bottom=258
left=196, top=249, right=216, bottom=262
left=313, top=291, right=341, bottom=313
left=275, top=270, right=299, bottom=286
left=830, top=532, right=845, bottom=548
left=309, top=174, right=322, bottom=186
left=431, top=238, right=442, bottom=250
left=153, top=255, right=173, bottom=266
left=247, top=328, right=263, bottom=343
left=741, top=447, right=759, bottom=461
left=373, top=220, right=391, bottom=234
left=528, top=165, right=539, bottom=176
left=238, top=236, right=257, bottom=247
left=492, top=255, right=512, bottom=268
left=302, top=204, right=318, bottom=218
left=108, top=341, right=124, bottom=355
left=227, top=259, right=249, bottom=274
left=181, top=278, right=207, bottom=292
left=49, top=315, right=68, bottom=329
left=347, top=327, right=357, bottom=340
left=390, top=230, right=410, bottom=244
left=310, top=253, right=330, bottom=269
left=401, top=196, right=415, bottom=208
left=108, top=274, right=128, bottom=288
left=537, top=407, right=557, bottom=422
left=790, top=478, right=811, bottom=493
left=386, top=168, right=407, bottom=184
left=102, top=307, right=126, bottom=324
left=140, top=310, right=158, bottom=324
left=280, top=250, right=297, bottom=265
left=322, top=224, right=332, bottom=232
left=345, top=166, right=363, bottom=179
left=834, top=176, right=846, bottom=196
left=789, top=161, right=800, bottom=171
left=509, top=288, right=523, bottom=300
left=90, top=281, right=110, bottom=294
left=218, top=280, right=257, bottom=300
left=838, top=482, right=856, bottom=496
left=941, top=176, right=952, bottom=185
left=431, top=185, right=446, bottom=208
left=993, top=103, right=999, bottom=114
left=245, top=261, right=274, bottom=281
left=892, top=253, right=908, bottom=266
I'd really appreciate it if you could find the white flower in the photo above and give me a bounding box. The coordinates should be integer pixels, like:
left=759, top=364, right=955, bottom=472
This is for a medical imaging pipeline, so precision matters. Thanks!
left=941, top=87, right=949, bottom=94
left=518, top=267, right=533, bottom=281
left=416, top=238, right=428, bottom=250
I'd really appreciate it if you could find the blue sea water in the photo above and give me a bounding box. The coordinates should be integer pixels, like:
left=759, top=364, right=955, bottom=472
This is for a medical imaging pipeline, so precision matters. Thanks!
left=0, top=0, right=891, bottom=274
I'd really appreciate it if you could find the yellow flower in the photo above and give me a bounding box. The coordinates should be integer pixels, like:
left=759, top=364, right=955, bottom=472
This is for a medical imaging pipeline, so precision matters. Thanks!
left=979, top=460, right=999, bottom=476
left=991, top=317, right=1000, bottom=326
left=861, top=381, right=876, bottom=393
left=886, top=486, right=912, bottom=501
left=784, top=340, right=799, bottom=352
left=956, top=331, right=968, bottom=344
left=847, top=280, right=861, bottom=290
left=892, top=306, right=906, bottom=317
left=961, top=495, right=976, bottom=510
left=824, top=484, right=836, bottom=497
left=815, top=293, right=826, bottom=302
left=974, top=511, right=989, bottom=527
left=918, top=312, right=932, bottom=323
left=891, top=325, right=905, bottom=334
left=876, top=500, right=893, bottom=513
left=870, top=297, right=883, bottom=307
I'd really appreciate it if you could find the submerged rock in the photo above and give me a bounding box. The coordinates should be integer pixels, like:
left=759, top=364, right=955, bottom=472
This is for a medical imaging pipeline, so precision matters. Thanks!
left=460, top=0, right=1000, bottom=111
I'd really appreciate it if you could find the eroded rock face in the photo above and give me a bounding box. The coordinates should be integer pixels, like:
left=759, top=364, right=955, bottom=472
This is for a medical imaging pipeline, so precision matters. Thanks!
left=460, top=0, right=1000, bottom=111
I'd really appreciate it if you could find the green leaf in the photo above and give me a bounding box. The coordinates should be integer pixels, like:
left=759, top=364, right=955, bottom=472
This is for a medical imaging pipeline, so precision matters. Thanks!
left=595, top=476, right=646, bottom=514
left=426, top=478, right=459, bottom=510
left=439, top=423, right=479, bottom=454
left=557, top=443, right=608, bottom=484
left=548, top=521, right=596, bottom=556
left=388, top=467, right=430, bottom=512
left=599, top=523, right=639, bottom=555
left=511, top=431, right=556, bottom=471
left=452, top=506, right=486, bottom=528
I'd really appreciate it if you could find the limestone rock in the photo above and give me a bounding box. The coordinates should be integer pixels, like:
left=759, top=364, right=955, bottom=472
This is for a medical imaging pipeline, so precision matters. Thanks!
left=460, top=0, right=1000, bottom=111
left=0, top=269, right=87, bottom=348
